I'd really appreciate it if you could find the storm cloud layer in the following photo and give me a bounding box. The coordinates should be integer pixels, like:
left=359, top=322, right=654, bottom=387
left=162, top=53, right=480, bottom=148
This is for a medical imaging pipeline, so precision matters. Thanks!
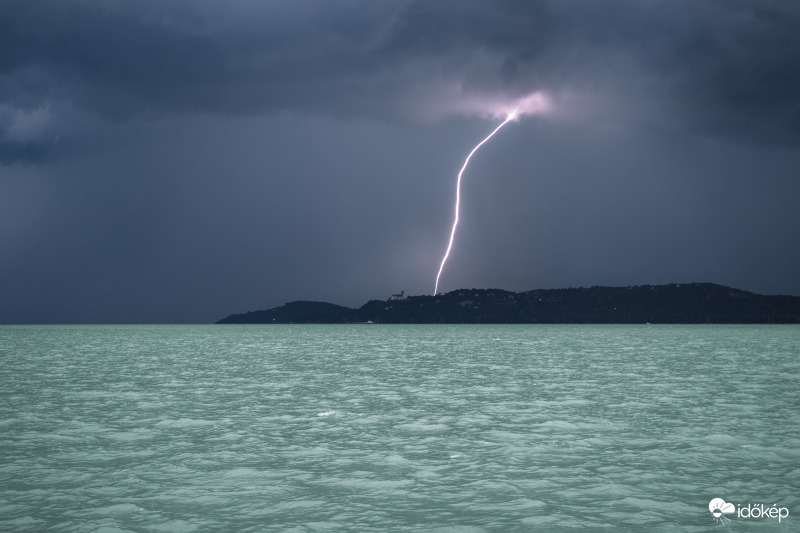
left=2, top=0, right=799, bottom=323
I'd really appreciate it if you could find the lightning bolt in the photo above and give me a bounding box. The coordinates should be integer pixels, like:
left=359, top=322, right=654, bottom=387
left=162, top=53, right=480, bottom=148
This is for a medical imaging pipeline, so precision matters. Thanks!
left=434, top=110, right=518, bottom=295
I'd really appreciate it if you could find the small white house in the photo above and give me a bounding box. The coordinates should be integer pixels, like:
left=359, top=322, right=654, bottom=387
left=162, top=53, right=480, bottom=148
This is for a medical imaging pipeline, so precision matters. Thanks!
left=389, top=290, right=406, bottom=301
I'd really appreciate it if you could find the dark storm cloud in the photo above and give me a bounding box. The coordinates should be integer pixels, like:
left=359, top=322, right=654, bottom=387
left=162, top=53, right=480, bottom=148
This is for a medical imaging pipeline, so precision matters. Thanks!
left=383, top=0, right=800, bottom=143
left=2, top=0, right=800, bottom=164
left=0, top=0, right=390, bottom=118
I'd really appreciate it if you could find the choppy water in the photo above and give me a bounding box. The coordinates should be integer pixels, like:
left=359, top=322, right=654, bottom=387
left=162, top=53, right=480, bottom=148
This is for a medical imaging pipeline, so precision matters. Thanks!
left=1, top=325, right=798, bottom=531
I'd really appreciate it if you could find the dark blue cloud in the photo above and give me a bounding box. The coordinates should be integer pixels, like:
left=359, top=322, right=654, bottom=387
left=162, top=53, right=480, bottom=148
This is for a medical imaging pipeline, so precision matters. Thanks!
left=2, top=0, right=799, bottom=162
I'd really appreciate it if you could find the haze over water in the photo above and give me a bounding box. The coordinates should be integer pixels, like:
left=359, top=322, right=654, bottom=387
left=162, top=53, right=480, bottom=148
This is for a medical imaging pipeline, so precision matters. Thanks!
left=1, top=324, right=798, bottom=531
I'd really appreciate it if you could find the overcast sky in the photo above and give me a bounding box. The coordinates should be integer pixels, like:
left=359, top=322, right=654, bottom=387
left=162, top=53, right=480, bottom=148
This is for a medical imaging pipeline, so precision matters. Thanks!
left=2, top=0, right=799, bottom=323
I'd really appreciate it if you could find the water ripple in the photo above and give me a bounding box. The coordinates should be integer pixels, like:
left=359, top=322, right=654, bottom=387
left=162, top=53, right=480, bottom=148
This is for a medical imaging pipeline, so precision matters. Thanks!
left=1, top=324, right=798, bottom=531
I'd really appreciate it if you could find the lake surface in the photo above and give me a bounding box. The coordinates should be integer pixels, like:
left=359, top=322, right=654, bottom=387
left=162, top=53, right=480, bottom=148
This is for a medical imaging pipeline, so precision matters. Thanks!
left=1, top=325, right=798, bottom=531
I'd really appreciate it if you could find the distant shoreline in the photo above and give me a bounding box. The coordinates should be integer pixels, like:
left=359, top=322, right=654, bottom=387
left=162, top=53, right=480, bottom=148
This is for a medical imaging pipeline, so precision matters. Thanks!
left=216, top=283, right=800, bottom=324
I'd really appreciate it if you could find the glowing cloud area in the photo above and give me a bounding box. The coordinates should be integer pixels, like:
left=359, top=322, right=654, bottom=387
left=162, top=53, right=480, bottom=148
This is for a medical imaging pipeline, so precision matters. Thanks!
left=439, top=90, right=550, bottom=121
left=506, top=91, right=549, bottom=119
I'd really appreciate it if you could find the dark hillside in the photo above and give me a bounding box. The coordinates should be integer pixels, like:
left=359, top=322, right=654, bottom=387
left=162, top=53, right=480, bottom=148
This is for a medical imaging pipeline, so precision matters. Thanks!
left=216, top=301, right=353, bottom=324
left=216, top=283, right=800, bottom=324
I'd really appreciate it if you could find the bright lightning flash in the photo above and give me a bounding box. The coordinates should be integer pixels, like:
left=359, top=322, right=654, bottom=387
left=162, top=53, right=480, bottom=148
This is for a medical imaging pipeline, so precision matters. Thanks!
left=433, top=109, right=519, bottom=295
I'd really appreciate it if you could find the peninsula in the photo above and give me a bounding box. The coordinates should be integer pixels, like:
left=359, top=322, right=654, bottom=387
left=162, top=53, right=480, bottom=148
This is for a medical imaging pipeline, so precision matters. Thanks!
left=216, top=283, right=800, bottom=324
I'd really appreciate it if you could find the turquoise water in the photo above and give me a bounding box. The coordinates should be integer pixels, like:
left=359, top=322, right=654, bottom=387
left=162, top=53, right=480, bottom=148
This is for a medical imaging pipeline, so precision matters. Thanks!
left=1, top=325, right=798, bottom=531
